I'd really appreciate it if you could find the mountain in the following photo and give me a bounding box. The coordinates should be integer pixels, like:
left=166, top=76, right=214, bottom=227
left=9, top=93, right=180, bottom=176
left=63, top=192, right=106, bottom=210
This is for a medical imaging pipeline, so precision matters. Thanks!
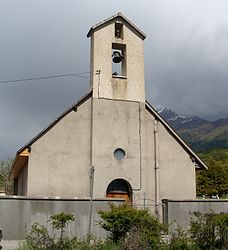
left=158, top=108, right=228, bottom=152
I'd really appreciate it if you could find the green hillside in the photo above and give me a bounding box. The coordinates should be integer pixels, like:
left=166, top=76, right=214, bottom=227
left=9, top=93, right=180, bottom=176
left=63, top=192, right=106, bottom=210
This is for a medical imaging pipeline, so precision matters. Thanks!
left=158, top=108, right=228, bottom=152
left=178, top=124, right=228, bottom=152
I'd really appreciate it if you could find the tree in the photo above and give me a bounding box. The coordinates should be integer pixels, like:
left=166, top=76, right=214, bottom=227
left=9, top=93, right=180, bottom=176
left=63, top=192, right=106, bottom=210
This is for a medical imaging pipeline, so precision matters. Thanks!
left=190, top=211, right=228, bottom=249
left=98, top=203, right=165, bottom=249
left=50, top=212, right=75, bottom=242
left=196, top=149, right=228, bottom=197
left=0, top=158, right=13, bottom=195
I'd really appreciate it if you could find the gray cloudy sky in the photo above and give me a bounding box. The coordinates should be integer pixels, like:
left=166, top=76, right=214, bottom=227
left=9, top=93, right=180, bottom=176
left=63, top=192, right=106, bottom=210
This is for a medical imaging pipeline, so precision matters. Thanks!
left=1, top=0, right=228, bottom=159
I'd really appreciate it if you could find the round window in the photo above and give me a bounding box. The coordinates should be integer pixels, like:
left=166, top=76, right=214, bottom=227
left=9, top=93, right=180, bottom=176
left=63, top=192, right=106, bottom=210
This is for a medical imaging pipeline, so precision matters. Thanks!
left=114, top=148, right=126, bottom=160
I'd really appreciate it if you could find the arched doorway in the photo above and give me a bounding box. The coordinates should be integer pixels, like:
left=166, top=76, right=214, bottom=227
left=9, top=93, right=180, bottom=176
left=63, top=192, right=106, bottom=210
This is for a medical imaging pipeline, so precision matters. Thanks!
left=106, top=179, right=132, bottom=202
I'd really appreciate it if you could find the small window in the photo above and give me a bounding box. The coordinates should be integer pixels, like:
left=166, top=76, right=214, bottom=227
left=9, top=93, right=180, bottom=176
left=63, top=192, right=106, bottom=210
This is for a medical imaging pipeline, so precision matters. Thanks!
left=114, top=148, right=126, bottom=160
left=115, top=21, right=123, bottom=39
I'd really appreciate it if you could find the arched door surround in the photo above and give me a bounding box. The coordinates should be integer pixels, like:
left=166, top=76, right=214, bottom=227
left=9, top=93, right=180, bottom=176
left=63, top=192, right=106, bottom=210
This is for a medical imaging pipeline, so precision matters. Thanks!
left=106, top=178, right=132, bottom=202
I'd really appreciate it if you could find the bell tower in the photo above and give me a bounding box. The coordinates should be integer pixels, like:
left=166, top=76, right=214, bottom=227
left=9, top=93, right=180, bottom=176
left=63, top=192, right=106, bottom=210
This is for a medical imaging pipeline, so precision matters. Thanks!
left=87, top=13, right=146, bottom=103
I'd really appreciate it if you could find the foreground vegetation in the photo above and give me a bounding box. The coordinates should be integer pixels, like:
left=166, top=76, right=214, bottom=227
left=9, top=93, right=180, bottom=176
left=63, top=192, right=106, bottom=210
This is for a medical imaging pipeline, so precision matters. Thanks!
left=17, top=204, right=228, bottom=250
left=0, top=158, right=13, bottom=194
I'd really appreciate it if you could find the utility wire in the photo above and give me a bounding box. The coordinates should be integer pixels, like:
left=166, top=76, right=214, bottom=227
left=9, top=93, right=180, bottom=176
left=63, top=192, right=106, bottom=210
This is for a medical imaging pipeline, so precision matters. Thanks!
left=0, top=71, right=93, bottom=85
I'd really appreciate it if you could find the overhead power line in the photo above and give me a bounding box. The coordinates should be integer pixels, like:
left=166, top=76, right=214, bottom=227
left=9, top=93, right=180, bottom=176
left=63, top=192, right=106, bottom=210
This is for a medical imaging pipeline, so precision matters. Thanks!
left=0, top=71, right=93, bottom=84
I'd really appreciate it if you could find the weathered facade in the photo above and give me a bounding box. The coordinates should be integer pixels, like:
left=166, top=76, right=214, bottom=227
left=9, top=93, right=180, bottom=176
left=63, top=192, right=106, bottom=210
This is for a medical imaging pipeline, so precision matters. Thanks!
left=11, top=13, right=207, bottom=216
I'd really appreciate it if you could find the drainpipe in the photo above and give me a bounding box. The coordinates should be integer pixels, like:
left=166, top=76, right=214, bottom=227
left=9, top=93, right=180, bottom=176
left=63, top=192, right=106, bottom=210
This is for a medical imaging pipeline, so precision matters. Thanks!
left=132, top=102, right=142, bottom=192
left=88, top=70, right=100, bottom=234
left=88, top=165, right=95, bottom=235
left=88, top=86, right=95, bottom=235
left=97, top=70, right=101, bottom=98
left=154, top=119, right=160, bottom=218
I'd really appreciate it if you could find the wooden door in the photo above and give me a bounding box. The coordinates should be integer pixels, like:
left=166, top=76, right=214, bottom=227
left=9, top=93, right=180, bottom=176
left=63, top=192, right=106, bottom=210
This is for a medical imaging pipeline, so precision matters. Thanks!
left=107, top=192, right=130, bottom=202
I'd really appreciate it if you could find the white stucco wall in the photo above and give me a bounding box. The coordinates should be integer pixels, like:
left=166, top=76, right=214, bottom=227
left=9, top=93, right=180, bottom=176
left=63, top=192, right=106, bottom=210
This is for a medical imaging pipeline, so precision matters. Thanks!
left=91, top=100, right=196, bottom=204
left=24, top=97, right=196, bottom=206
left=157, top=122, right=196, bottom=199
left=140, top=106, right=156, bottom=209
left=90, top=18, right=145, bottom=102
left=91, top=98, right=141, bottom=198
left=135, top=108, right=196, bottom=211
left=27, top=99, right=92, bottom=197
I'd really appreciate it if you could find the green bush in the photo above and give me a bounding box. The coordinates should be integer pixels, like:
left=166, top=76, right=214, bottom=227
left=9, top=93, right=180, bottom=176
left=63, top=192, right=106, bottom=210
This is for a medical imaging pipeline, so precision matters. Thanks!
left=53, top=236, right=79, bottom=250
left=100, top=240, right=120, bottom=250
left=18, top=212, right=76, bottom=250
left=98, top=203, right=166, bottom=249
left=18, top=209, right=228, bottom=250
left=17, top=213, right=119, bottom=250
left=50, top=212, right=75, bottom=241
left=190, top=211, right=228, bottom=250
left=168, top=227, right=199, bottom=250
left=18, top=222, right=54, bottom=250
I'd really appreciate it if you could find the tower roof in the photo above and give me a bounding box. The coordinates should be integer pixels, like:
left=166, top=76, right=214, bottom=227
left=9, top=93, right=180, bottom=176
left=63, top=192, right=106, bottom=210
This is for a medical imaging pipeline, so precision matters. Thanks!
left=87, top=12, right=146, bottom=40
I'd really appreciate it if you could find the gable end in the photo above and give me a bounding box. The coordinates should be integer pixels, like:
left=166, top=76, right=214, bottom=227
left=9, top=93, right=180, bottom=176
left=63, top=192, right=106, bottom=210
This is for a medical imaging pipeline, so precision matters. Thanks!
left=10, top=91, right=92, bottom=177
left=87, top=12, right=146, bottom=40
left=145, top=101, right=208, bottom=170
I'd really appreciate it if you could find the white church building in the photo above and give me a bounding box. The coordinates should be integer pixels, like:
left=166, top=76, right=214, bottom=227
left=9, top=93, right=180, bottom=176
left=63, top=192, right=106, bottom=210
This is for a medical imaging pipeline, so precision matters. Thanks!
left=11, top=13, right=207, bottom=215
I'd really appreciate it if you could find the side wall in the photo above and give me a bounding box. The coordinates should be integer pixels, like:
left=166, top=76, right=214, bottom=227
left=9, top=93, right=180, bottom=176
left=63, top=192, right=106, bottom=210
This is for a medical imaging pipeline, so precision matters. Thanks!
left=162, top=199, right=228, bottom=233
left=27, top=98, right=92, bottom=197
left=0, top=197, right=123, bottom=240
left=158, top=121, right=196, bottom=200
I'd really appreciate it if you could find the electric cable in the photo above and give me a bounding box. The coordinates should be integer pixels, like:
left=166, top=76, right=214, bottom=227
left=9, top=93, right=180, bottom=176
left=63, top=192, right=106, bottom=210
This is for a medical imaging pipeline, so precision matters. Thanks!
left=0, top=71, right=95, bottom=85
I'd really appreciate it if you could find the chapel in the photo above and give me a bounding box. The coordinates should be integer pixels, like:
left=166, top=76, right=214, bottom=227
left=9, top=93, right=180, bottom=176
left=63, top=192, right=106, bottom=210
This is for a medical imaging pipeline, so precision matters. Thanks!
left=11, top=13, right=207, bottom=216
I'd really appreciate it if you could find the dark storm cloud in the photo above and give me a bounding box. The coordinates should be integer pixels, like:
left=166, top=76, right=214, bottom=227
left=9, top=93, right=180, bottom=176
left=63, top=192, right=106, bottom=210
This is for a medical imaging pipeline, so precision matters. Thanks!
left=1, top=0, right=228, bottom=158
left=147, top=21, right=228, bottom=120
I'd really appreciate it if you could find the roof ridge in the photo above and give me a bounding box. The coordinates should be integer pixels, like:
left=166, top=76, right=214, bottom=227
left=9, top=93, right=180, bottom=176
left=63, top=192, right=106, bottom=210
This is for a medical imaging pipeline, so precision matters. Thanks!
left=87, top=12, right=146, bottom=39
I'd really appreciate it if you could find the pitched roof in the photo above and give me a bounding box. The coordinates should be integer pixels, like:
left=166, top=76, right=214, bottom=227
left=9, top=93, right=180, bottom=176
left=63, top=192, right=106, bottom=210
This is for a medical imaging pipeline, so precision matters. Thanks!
left=87, top=12, right=146, bottom=40
left=10, top=90, right=92, bottom=176
left=11, top=91, right=207, bottom=175
left=145, top=101, right=208, bottom=170
left=19, top=90, right=92, bottom=155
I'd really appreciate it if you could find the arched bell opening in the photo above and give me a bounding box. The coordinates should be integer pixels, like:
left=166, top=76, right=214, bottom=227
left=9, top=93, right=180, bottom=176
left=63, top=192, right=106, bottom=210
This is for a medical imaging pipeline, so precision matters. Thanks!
left=106, top=178, right=132, bottom=202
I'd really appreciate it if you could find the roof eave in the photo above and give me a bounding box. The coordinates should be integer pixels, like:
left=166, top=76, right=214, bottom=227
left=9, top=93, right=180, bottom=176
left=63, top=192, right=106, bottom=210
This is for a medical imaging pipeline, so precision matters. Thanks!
left=87, top=12, right=146, bottom=40
left=10, top=90, right=93, bottom=176
left=145, top=101, right=208, bottom=170
left=17, top=90, right=92, bottom=155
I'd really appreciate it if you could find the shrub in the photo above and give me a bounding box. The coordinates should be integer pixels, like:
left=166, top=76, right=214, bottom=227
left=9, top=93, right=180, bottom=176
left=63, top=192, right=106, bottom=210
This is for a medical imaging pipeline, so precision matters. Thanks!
left=120, top=226, right=154, bottom=250
left=100, top=240, right=120, bottom=250
left=50, top=212, right=75, bottom=241
left=98, top=203, right=165, bottom=248
left=53, top=236, right=78, bottom=249
left=168, top=227, right=199, bottom=250
left=18, top=222, right=54, bottom=250
left=190, top=211, right=228, bottom=250
left=18, top=212, right=76, bottom=250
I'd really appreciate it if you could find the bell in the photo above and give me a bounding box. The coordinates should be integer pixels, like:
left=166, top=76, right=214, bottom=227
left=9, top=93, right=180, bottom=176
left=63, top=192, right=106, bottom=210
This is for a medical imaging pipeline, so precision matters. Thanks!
left=112, top=51, right=123, bottom=63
